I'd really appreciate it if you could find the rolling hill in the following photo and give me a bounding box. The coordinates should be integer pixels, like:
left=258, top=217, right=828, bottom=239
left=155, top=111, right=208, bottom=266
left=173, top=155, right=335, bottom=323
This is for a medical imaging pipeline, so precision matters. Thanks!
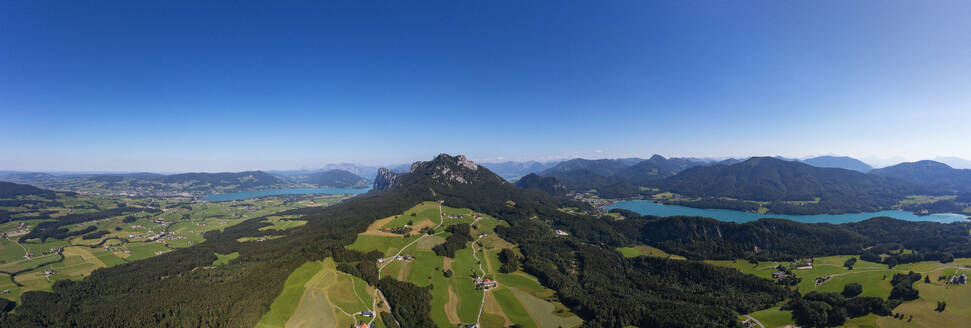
left=871, top=160, right=971, bottom=193
left=651, top=157, right=928, bottom=213
left=513, top=173, right=568, bottom=196
left=0, top=181, right=60, bottom=199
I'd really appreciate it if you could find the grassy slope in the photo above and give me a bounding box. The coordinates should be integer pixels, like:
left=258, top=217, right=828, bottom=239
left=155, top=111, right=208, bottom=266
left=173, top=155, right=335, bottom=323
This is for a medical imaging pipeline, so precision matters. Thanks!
left=723, top=257, right=971, bottom=327
left=343, top=202, right=582, bottom=327
left=617, top=244, right=687, bottom=260
left=256, top=261, right=323, bottom=328
left=212, top=252, right=240, bottom=266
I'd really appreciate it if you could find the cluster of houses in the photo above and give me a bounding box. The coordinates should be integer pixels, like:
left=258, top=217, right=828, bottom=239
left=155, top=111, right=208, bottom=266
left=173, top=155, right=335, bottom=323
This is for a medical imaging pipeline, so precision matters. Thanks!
left=104, top=245, right=132, bottom=254
left=950, top=273, right=967, bottom=285
left=353, top=323, right=376, bottom=328
left=554, top=229, right=569, bottom=236
left=41, top=247, right=62, bottom=255
left=396, top=254, right=415, bottom=261
left=772, top=272, right=789, bottom=279
left=377, top=254, right=415, bottom=264
left=43, top=269, right=55, bottom=277
left=147, top=231, right=168, bottom=241
left=3, top=222, right=31, bottom=238
left=473, top=276, right=497, bottom=290
left=0, top=290, right=9, bottom=295
left=796, top=258, right=814, bottom=270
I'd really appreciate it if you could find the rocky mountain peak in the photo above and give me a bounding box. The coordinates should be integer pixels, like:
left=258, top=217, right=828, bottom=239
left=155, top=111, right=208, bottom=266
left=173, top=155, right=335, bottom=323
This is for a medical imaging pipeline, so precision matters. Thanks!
left=372, top=167, right=400, bottom=191
left=374, top=153, right=504, bottom=192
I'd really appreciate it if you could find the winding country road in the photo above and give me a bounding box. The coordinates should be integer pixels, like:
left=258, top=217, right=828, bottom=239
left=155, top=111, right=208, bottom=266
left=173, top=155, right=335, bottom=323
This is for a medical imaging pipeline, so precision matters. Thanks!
left=470, top=233, right=487, bottom=326
left=369, top=201, right=447, bottom=326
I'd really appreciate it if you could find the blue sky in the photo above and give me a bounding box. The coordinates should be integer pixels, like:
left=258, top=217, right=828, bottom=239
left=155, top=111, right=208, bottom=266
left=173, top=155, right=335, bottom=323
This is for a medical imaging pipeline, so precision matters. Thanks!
left=2, top=1, right=969, bottom=172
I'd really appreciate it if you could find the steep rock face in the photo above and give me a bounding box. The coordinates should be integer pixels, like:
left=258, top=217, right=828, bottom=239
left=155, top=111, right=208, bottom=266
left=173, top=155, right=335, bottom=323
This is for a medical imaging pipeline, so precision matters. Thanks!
left=373, top=168, right=400, bottom=191
left=409, top=154, right=502, bottom=185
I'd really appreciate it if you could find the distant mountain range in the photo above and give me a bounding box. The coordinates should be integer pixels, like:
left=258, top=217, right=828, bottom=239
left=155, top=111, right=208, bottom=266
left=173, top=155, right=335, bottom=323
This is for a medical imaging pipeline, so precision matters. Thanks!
left=802, top=156, right=873, bottom=172
left=934, top=156, right=971, bottom=170
left=304, top=170, right=369, bottom=188
left=478, top=161, right=559, bottom=178
left=535, top=155, right=712, bottom=198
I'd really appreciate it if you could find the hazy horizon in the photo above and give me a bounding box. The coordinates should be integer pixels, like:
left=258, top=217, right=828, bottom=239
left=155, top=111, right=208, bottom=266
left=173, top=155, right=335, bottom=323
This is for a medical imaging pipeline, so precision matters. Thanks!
left=2, top=152, right=970, bottom=174
left=3, top=1, right=970, bottom=172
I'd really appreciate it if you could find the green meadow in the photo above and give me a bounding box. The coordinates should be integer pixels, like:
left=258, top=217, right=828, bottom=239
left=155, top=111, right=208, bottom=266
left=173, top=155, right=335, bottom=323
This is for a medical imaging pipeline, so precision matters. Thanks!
left=723, top=256, right=971, bottom=327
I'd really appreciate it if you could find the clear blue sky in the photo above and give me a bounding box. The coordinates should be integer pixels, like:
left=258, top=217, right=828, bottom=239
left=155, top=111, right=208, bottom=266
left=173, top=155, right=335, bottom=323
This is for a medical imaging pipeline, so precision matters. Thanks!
left=2, top=1, right=969, bottom=172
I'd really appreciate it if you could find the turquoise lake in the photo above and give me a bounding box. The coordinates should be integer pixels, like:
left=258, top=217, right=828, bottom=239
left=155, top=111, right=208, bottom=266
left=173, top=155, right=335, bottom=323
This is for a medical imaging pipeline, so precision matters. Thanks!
left=606, top=200, right=969, bottom=224
left=202, top=187, right=371, bottom=202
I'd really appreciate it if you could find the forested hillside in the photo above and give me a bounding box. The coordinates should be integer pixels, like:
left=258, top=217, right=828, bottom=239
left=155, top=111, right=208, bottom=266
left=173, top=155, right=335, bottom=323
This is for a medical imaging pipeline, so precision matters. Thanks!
left=513, top=173, right=568, bottom=196
left=871, top=160, right=971, bottom=193
left=649, top=157, right=931, bottom=214
left=607, top=210, right=971, bottom=262
left=0, top=181, right=62, bottom=199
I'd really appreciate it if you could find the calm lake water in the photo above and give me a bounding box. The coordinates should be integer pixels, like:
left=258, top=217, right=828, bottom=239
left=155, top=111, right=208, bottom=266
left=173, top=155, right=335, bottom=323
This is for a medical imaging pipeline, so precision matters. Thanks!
left=202, top=187, right=371, bottom=202
left=606, top=200, right=969, bottom=224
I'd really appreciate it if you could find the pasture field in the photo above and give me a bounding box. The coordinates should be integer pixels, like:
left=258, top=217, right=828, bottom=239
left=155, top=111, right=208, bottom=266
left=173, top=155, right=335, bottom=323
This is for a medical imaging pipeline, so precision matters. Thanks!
left=259, top=215, right=307, bottom=231
left=259, top=258, right=384, bottom=328
left=746, top=306, right=793, bottom=328
left=875, top=268, right=971, bottom=328
left=212, top=252, right=239, bottom=266
left=725, top=256, right=971, bottom=327
left=617, top=244, right=686, bottom=260
left=510, top=287, right=583, bottom=328
left=256, top=261, right=323, bottom=328
left=0, top=193, right=351, bottom=302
